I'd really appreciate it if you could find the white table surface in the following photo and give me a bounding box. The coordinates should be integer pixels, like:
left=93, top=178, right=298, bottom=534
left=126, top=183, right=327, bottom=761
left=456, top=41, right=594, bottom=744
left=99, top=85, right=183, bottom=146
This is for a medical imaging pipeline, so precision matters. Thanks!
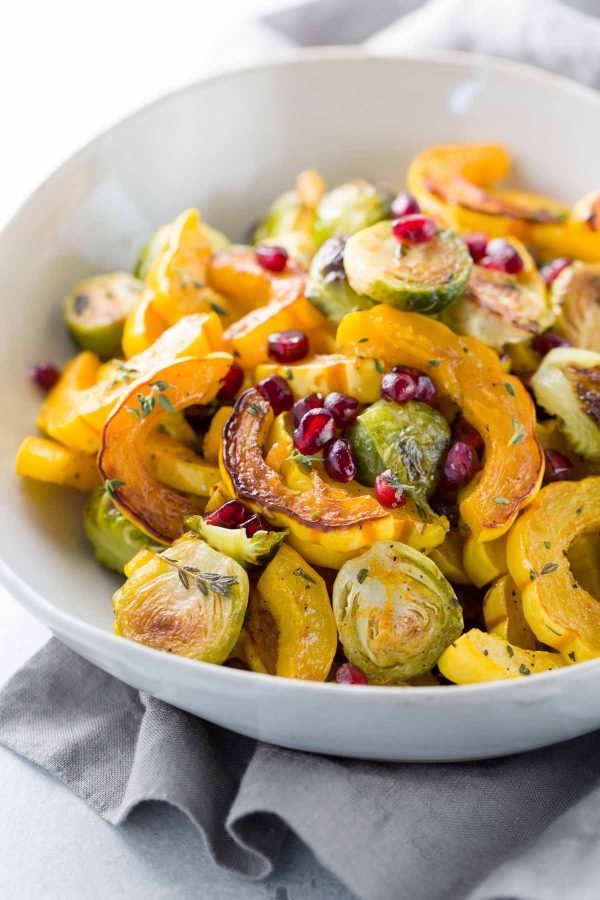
left=0, top=2, right=352, bottom=896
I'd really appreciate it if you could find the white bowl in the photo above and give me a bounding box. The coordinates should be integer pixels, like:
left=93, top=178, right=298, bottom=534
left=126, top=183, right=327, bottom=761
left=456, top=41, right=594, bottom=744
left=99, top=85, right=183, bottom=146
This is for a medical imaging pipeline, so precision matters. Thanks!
left=2, top=48, right=600, bottom=762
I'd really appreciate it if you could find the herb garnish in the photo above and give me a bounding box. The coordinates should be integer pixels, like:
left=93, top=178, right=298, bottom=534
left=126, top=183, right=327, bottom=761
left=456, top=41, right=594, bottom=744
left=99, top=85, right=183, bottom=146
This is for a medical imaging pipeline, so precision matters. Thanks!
left=428, top=359, right=441, bottom=368
left=209, top=300, right=228, bottom=316
left=161, top=555, right=238, bottom=598
left=504, top=381, right=515, bottom=397
left=508, top=418, right=526, bottom=446
left=357, top=337, right=369, bottom=343
left=493, top=496, right=510, bottom=506
left=106, top=360, right=139, bottom=390
left=506, top=645, right=514, bottom=657
left=126, top=381, right=176, bottom=419
left=519, top=664, right=531, bottom=676
left=293, top=566, right=316, bottom=585
left=380, top=471, right=429, bottom=520
left=529, top=570, right=536, bottom=581
left=357, top=568, right=369, bottom=584
left=541, top=563, right=558, bottom=575
left=288, top=448, right=323, bottom=470
left=374, top=359, right=384, bottom=374
left=105, top=479, right=125, bottom=497
left=247, top=401, right=265, bottom=417
left=544, top=541, right=551, bottom=549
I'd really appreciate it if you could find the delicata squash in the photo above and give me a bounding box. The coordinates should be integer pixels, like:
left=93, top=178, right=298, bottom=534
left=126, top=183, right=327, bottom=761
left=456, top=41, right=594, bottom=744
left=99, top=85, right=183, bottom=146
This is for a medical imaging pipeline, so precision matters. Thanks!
left=17, top=140, right=600, bottom=687
left=98, top=353, right=232, bottom=543
left=337, top=306, right=544, bottom=540
left=507, top=477, right=600, bottom=662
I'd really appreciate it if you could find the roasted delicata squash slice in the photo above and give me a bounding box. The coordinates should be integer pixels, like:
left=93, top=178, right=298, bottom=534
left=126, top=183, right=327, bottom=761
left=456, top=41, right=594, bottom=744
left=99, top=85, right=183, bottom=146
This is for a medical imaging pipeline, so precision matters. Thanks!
left=528, top=190, right=600, bottom=263
left=427, top=529, right=470, bottom=585
left=64, top=273, right=147, bottom=358
left=463, top=533, right=508, bottom=589
left=344, top=220, right=472, bottom=313
left=443, top=238, right=554, bottom=349
left=337, top=306, right=544, bottom=540
left=220, top=388, right=396, bottom=553
left=253, top=169, right=325, bottom=267
left=231, top=544, right=336, bottom=680
left=37, top=313, right=224, bottom=453
left=255, top=353, right=382, bottom=404
left=438, top=629, right=565, bottom=684
left=113, top=533, right=248, bottom=662
left=552, top=261, right=600, bottom=352
left=143, top=209, right=234, bottom=325
left=531, top=347, right=600, bottom=462
left=15, top=435, right=100, bottom=491
left=144, top=429, right=220, bottom=497
left=407, top=143, right=568, bottom=237
left=483, top=574, right=536, bottom=650
left=121, top=288, right=167, bottom=358
left=98, top=353, right=232, bottom=543
left=333, top=541, right=463, bottom=684
left=507, top=477, right=600, bottom=662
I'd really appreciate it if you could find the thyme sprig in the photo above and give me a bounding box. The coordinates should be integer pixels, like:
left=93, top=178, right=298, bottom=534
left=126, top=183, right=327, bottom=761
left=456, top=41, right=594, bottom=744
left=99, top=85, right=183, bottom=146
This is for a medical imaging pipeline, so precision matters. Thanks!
left=126, top=380, right=176, bottom=420
left=161, top=555, right=238, bottom=598
left=288, top=448, right=324, bottom=471
left=106, top=360, right=139, bottom=391
left=380, top=471, right=429, bottom=521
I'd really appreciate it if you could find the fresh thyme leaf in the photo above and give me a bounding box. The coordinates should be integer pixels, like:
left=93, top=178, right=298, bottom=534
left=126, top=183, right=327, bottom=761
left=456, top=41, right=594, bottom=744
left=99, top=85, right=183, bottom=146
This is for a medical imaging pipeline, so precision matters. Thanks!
left=247, top=401, right=265, bottom=417
left=529, top=569, right=536, bottom=581
left=508, top=419, right=526, bottom=446
left=209, top=301, right=228, bottom=316
left=178, top=568, right=190, bottom=589
left=157, top=392, right=175, bottom=414
left=518, top=664, right=531, bottom=676
left=374, top=359, right=384, bottom=374
left=568, top=651, right=576, bottom=662
left=150, top=380, right=175, bottom=392
left=126, top=406, right=141, bottom=420
left=357, top=568, right=369, bottom=584
left=137, top=391, right=156, bottom=418
left=493, top=496, right=510, bottom=506
left=161, top=555, right=237, bottom=598
left=293, top=566, right=316, bottom=585
left=428, top=359, right=441, bottom=368
left=289, top=448, right=323, bottom=470
left=541, top=562, right=558, bottom=575
left=504, top=381, right=515, bottom=397
left=544, top=541, right=551, bottom=549
left=105, top=479, right=125, bottom=497
left=285, top=368, right=293, bottom=381
left=506, top=645, right=514, bottom=657
left=357, top=337, right=369, bottom=343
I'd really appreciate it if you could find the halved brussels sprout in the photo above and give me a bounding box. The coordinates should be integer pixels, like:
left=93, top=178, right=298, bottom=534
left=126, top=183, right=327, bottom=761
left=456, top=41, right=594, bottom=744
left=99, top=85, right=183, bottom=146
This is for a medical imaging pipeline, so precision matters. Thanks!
left=552, top=261, right=600, bottom=352
left=185, top=515, right=288, bottom=568
left=253, top=190, right=303, bottom=244
left=113, top=533, right=249, bottom=662
left=313, top=179, right=391, bottom=247
left=306, top=236, right=374, bottom=324
left=84, top=486, right=161, bottom=574
left=344, top=221, right=472, bottom=313
left=333, top=541, right=463, bottom=683
left=531, top=347, right=600, bottom=461
left=64, top=273, right=146, bottom=358
left=347, top=399, right=451, bottom=498
left=253, top=172, right=325, bottom=268
left=443, top=243, right=553, bottom=349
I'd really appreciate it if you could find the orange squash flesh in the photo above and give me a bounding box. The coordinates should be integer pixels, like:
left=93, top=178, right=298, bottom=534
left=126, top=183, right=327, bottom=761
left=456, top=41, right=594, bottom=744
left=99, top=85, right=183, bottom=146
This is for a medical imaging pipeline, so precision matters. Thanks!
left=506, top=477, right=600, bottom=662
left=337, top=305, right=544, bottom=541
left=220, top=388, right=394, bottom=551
left=98, top=352, right=232, bottom=543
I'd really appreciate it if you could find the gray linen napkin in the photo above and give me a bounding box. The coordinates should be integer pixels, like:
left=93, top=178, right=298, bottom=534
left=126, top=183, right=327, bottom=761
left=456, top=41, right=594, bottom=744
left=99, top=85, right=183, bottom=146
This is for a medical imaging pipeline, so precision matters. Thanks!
left=3, top=3, right=600, bottom=900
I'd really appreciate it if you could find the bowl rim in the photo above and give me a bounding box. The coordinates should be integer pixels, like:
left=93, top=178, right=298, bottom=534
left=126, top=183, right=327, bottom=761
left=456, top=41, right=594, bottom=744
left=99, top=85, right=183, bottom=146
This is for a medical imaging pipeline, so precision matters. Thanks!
left=2, top=45, right=600, bottom=702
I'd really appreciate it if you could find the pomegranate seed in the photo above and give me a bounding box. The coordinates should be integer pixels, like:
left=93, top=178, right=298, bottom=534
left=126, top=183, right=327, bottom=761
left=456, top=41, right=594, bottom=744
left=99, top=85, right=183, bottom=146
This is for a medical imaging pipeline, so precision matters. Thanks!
left=543, top=448, right=572, bottom=484
left=267, top=329, right=309, bottom=364
left=540, top=257, right=571, bottom=286
left=453, top=417, right=484, bottom=452
left=463, top=232, right=488, bottom=263
left=323, top=438, right=357, bottom=482
left=532, top=331, right=570, bottom=356
left=293, top=408, right=336, bottom=455
left=374, top=469, right=407, bottom=508
left=205, top=499, right=248, bottom=528
left=292, top=392, right=323, bottom=427
left=256, top=375, right=294, bottom=415
left=336, top=663, right=368, bottom=685
left=391, top=365, right=436, bottom=404
left=430, top=494, right=459, bottom=526
left=324, top=392, right=360, bottom=427
left=390, top=192, right=420, bottom=218
left=256, top=245, right=288, bottom=273
left=481, top=239, right=524, bottom=274
left=217, top=363, right=244, bottom=402
left=30, top=362, right=60, bottom=392
left=440, top=441, right=480, bottom=491
left=381, top=370, right=417, bottom=404
left=392, top=214, right=437, bottom=244
left=241, top=513, right=267, bottom=537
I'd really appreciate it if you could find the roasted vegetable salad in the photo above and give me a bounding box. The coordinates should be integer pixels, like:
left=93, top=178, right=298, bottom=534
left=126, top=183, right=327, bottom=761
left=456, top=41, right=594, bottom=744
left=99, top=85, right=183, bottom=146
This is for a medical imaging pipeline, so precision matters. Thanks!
left=17, top=142, right=600, bottom=686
